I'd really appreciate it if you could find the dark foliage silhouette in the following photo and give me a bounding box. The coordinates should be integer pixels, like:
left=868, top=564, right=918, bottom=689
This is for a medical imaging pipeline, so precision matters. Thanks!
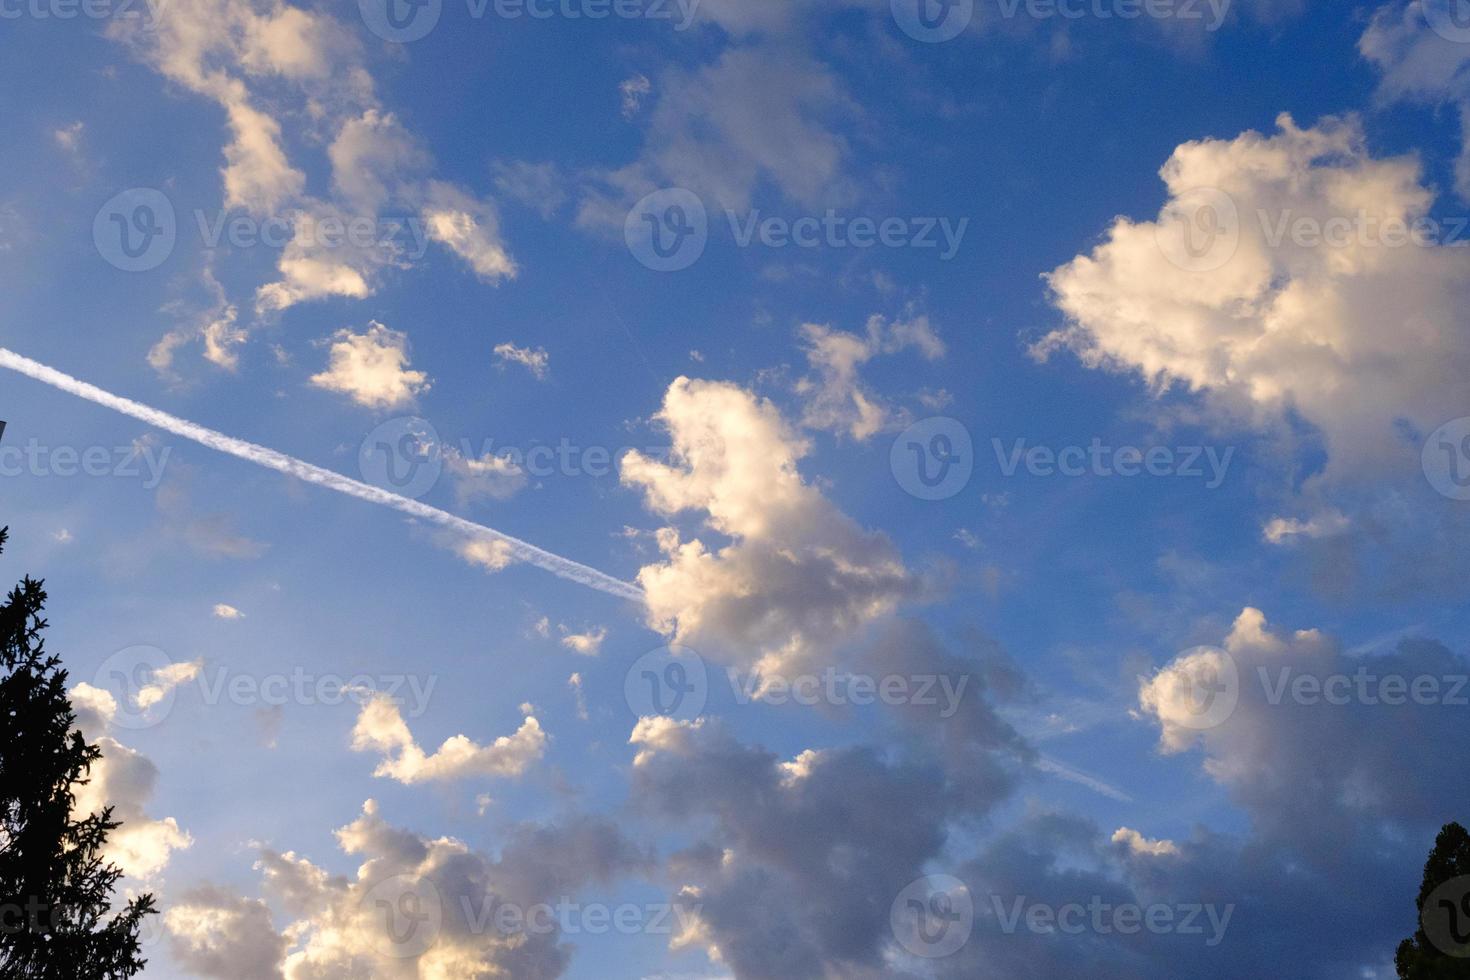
left=0, top=527, right=156, bottom=977
left=1397, top=822, right=1470, bottom=979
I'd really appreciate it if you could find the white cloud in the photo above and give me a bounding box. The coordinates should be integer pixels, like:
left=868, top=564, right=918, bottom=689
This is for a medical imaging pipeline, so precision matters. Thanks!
left=52, top=120, right=83, bottom=153
left=1261, top=509, right=1351, bottom=544
left=350, top=697, right=547, bottom=784
left=1112, top=827, right=1180, bottom=857
left=213, top=603, right=246, bottom=619
left=620, top=72, right=651, bottom=117
left=421, top=180, right=518, bottom=283
left=310, top=322, right=430, bottom=410
left=108, top=0, right=517, bottom=356
left=493, top=341, right=550, bottom=379
left=795, top=314, right=945, bottom=440
left=67, top=681, right=197, bottom=880
left=1041, top=113, right=1470, bottom=480
left=622, top=378, right=914, bottom=679
left=451, top=536, right=517, bottom=573
left=165, top=887, right=287, bottom=980
left=560, top=627, right=608, bottom=656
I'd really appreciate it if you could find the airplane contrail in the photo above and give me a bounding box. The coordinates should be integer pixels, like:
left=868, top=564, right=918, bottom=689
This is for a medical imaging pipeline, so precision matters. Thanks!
left=0, top=347, right=644, bottom=602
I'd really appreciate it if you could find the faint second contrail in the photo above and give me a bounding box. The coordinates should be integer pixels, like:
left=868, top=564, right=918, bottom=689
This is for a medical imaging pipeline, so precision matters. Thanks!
left=0, top=347, right=644, bottom=603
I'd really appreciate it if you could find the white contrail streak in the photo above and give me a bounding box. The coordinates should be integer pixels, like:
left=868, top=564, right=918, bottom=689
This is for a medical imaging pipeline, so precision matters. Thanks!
left=0, top=347, right=644, bottom=602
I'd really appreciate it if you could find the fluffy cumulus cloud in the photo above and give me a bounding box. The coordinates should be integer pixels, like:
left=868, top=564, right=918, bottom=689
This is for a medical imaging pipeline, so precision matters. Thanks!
left=796, top=314, right=946, bottom=440
left=162, top=801, right=647, bottom=979
left=108, top=0, right=516, bottom=366
left=67, top=682, right=195, bottom=880
left=309, top=322, right=431, bottom=410
left=629, top=716, right=954, bottom=979
left=165, top=886, right=288, bottom=980
left=351, top=696, right=547, bottom=785
left=621, top=378, right=915, bottom=679
left=624, top=618, right=1034, bottom=979
left=1137, top=607, right=1470, bottom=858
left=1040, top=113, right=1470, bottom=480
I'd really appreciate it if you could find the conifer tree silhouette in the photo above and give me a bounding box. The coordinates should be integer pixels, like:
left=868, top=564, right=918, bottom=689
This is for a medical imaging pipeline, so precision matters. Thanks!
left=0, top=527, right=156, bottom=977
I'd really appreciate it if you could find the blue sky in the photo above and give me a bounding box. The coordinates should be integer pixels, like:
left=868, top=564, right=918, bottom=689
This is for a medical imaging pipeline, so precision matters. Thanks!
left=3, top=0, right=1470, bottom=977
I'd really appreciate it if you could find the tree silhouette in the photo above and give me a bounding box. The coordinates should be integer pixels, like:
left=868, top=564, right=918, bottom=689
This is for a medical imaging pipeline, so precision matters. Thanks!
left=1398, top=822, right=1470, bottom=979
left=0, top=527, right=156, bottom=977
